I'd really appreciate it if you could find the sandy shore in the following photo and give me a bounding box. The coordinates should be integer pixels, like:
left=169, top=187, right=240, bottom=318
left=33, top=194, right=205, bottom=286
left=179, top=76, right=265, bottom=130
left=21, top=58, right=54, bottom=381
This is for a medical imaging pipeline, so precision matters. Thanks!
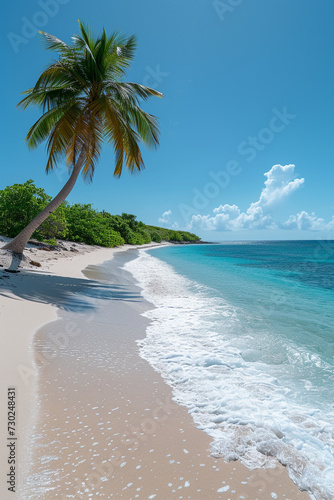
left=0, top=241, right=311, bottom=499
left=0, top=240, right=162, bottom=499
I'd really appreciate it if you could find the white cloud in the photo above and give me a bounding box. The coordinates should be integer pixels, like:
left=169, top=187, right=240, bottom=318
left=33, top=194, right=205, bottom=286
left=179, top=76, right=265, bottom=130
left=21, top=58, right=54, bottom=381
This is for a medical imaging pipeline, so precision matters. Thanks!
left=189, top=164, right=303, bottom=232
left=189, top=204, right=276, bottom=231
left=162, top=165, right=333, bottom=234
left=158, top=209, right=172, bottom=225
left=282, top=211, right=327, bottom=231
left=190, top=212, right=231, bottom=231
left=231, top=206, right=275, bottom=230
left=254, top=164, right=304, bottom=209
left=158, top=210, right=179, bottom=229
left=213, top=204, right=240, bottom=217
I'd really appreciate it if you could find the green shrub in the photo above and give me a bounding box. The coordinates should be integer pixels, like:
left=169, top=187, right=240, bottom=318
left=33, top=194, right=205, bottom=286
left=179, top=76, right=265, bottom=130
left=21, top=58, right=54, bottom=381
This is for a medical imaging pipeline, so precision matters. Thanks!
left=0, top=180, right=68, bottom=240
left=39, top=205, right=68, bottom=240
left=43, top=238, right=57, bottom=246
left=148, top=230, right=162, bottom=243
left=101, top=212, right=152, bottom=245
left=0, top=181, right=200, bottom=248
left=64, top=204, right=124, bottom=247
left=131, top=229, right=151, bottom=245
left=101, top=212, right=136, bottom=243
left=145, top=225, right=200, bottom=243
left=178, top=231, right=200, bottom=242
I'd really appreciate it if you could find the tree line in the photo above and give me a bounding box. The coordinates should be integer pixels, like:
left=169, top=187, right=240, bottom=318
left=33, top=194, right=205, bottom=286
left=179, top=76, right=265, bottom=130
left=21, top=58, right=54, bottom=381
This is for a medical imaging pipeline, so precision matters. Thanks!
left=0, top=180, right=200, bottom=247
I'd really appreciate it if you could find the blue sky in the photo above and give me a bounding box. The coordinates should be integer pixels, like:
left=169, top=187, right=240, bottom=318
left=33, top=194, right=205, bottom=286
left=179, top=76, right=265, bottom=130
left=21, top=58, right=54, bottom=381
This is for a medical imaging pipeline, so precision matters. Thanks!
left=1, top=0, right=334, bottom=241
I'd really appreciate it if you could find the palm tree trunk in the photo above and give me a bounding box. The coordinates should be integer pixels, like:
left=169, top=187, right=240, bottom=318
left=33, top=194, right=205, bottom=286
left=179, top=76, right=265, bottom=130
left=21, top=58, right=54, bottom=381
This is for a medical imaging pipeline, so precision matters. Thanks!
left=3, top=149, right=86, bottom=254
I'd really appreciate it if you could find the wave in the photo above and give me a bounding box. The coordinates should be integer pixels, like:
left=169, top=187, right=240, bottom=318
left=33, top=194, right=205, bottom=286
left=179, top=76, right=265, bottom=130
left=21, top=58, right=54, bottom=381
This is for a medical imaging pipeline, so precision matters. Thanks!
left=124, top=250, right=334, bottom=500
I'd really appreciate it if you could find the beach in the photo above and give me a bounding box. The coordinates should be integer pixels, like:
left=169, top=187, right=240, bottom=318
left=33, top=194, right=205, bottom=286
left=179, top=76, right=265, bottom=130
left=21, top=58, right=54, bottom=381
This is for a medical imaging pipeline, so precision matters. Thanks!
left=0, top=241, right=312, bottom=499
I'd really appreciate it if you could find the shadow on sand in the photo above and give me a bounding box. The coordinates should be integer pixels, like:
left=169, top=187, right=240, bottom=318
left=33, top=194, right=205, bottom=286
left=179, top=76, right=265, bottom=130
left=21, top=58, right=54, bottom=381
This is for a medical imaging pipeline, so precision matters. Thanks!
left=0, top=267, right=141, bottom=312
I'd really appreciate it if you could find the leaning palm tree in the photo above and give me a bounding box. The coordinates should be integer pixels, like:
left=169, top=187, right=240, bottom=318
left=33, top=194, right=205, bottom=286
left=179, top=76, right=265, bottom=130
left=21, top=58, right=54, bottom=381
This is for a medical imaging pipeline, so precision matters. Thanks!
left=4, top=21, right=162, bottom=254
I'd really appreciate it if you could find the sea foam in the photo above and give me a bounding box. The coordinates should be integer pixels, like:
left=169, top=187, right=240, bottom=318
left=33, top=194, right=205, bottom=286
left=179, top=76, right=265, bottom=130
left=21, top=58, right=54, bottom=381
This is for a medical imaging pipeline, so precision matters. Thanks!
left=124, top=250, right=334, bottom=500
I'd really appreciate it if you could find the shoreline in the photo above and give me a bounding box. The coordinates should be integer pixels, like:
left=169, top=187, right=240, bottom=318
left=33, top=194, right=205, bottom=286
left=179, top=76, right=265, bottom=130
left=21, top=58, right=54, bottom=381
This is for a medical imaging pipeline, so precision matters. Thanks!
left=0, top=241, right=311, bottom=499
left=0, top=241, right=165, bottom=499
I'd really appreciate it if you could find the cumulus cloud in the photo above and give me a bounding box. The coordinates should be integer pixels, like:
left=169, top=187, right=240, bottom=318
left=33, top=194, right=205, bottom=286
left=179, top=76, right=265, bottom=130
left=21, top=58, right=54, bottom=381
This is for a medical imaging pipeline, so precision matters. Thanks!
left=189, top=165, right=334, bottom=231
left=189, top=204, right=275, bottom=231
left=230, top=206, right=275, bottom=230
left=162, top=165, right=333, bottom=233
left=158, top=210, right=179, bottom=229
left=189, top=164, right=304, bottom=231
left=213, top=204, right=240, bottom=217
left=158, top=210, right=172, bottom=225
left=281, top=212, right=330, bottom=231
left=254, top=164, right=304, bottom=209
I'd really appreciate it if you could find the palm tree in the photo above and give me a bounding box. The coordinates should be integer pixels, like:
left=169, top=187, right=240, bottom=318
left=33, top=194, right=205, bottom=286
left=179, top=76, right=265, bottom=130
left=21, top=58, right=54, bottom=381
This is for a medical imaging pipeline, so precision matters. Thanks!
left=4, top=21, right=162, bottom=254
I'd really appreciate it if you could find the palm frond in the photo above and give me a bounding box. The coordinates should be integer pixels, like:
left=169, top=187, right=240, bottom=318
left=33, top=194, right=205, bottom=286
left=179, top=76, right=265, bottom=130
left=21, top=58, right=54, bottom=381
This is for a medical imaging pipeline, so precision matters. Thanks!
left=19, top=87, right=80, bottom=113
left=45, top=104, right=82, bottom=171
left=25, top=103, right=72, bottom=149
left=19, top=20, right=162, bottom=180
left=123, top=123, right=144, bottom=172
left=103, top=34, right=137, bottom=80
left=128, top=107, right=160, bottom=148
left=39, top=30, right=70, bottom=54
left=101, top=96, right=127, bottom=176
left=33, top=64, right=81, bottom=89
left=77, top=21, right=97, bottom=64
left=104, top=82, right=163, bottom=106
left=115, top=35, right=137, bottom=65
left=124, top=82, right=163, bottom=100
left=82, top=119, right=103, bottom=181
left=94, top=27, right=107, bottom=73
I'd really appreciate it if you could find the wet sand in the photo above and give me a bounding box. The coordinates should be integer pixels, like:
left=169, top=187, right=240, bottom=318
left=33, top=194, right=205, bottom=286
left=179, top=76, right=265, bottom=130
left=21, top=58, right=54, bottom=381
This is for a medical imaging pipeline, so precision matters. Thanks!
left=16, top=250, right=310, bottom=499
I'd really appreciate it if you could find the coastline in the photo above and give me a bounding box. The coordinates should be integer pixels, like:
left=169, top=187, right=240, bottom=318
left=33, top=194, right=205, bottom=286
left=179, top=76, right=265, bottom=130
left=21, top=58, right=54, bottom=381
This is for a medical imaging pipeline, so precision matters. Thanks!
left=0, top=242, right=310, bottom=499
left=0, top=241, right=165, bottom=499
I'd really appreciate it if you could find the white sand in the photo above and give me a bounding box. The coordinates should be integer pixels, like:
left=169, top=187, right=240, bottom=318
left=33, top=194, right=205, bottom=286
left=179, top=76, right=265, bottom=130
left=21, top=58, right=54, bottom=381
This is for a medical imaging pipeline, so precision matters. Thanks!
left=0, top=240, right=163, bottom=498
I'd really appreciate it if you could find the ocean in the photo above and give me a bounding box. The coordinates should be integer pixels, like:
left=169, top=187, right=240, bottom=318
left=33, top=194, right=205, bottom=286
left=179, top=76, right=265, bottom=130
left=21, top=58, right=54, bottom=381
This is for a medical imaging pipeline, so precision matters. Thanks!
left=124, top=241, right=334, bottom=500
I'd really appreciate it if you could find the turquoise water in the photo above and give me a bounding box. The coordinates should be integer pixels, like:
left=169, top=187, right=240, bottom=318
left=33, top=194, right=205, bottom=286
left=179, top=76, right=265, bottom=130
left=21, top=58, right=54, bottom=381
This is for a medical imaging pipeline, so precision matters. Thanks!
left=150, top=241, right=334, bottom=407
left=125, top=241, right=334, bottom=500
